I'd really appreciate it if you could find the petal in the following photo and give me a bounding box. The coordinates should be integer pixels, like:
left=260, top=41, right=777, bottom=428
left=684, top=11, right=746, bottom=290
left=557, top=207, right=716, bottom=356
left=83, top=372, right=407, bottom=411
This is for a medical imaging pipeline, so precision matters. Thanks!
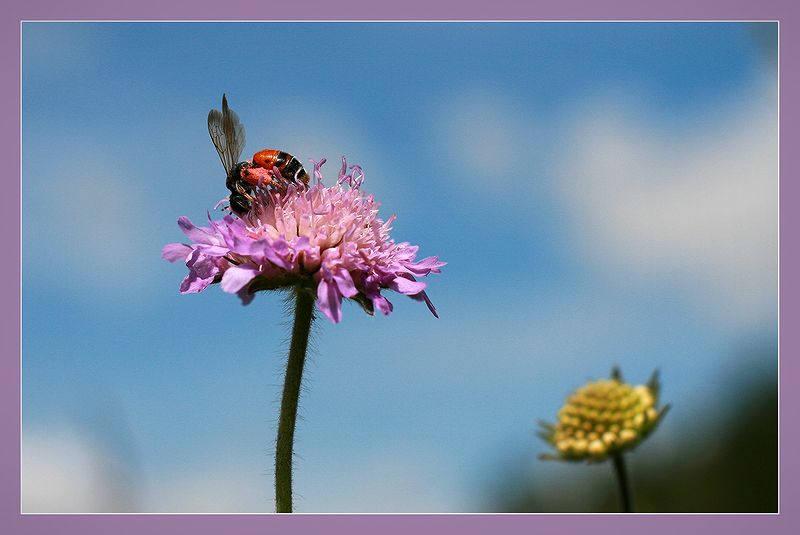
left=372, top=293, right=394, bottom=315
left=316, top=278, right=343, bottom=323
left=186, top=249, right=219, bottom=279
left=263, top=239, right=294, bottom=271
left=333, top=269, right=358, bottom=298
left=404, top=256, right=447, bottom=276
left=298, top=245, right=321, bottom=272
left=230, top=234, right=263, bottom=256
left=191, top=256, right=220, bottom=279
left=179, top=271, right=214, bottom=293
left=185, top=249, right=219, bottom=279
left=162, top=243, right=191, bottom=263
left=220, top=264, right=260, bottom=293
left=177, top=216, right=217, bottom=245
left=195, top=244, right=231, bottom=257
left=389, top=276, right=427, bottom=295
left=293, top=236, right=312, bottom=252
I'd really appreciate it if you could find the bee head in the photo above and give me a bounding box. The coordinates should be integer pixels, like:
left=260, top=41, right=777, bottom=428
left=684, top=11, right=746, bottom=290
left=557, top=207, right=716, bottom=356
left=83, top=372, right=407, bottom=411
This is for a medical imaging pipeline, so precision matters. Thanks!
left=234, top=161, right=253, bottom=176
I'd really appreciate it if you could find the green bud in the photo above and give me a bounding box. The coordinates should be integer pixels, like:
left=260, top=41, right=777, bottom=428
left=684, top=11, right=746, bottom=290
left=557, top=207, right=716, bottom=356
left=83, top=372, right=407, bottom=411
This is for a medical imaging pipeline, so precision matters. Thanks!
left=538, top=367, right=668, bottom=463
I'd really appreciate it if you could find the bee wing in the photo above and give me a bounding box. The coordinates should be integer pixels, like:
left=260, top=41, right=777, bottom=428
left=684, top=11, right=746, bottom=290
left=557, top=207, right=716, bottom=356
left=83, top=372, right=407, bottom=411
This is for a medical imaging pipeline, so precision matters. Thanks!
left=208, top=94, right=246, bottom=175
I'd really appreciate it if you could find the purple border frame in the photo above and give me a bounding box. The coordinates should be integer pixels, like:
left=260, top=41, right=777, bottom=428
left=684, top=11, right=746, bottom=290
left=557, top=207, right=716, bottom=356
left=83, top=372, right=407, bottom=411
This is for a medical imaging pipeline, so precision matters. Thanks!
left=4, top=1, right=797, bottom=533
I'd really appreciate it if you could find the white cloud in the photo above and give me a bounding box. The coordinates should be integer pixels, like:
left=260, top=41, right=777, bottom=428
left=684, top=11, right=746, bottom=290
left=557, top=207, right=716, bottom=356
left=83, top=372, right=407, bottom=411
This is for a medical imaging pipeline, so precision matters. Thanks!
left=556, top=81, right=778, bottom=328
left=432, top=81, right=778, bottom=329
left=22, top=426, right=140, bottom=513
left=432, top=87, right=541, bottom=193
left=142, top=447, right=464, bottom=513
left=144, top=462, right=272, bottom=513
left=295, top=448, right=466, bottom=513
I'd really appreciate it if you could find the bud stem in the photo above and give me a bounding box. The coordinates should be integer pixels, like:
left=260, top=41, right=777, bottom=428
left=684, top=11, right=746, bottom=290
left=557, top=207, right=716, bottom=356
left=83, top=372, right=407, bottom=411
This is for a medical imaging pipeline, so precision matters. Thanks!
left=611, top=452, right=634, bottom=513
left=275, top=287, right=315, bottom=513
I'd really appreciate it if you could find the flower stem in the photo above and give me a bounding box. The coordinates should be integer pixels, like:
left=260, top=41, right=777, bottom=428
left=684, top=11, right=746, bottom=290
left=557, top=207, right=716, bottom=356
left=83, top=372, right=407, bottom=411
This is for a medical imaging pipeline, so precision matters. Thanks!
left=275, top=287, right=315, bottom=513
left=611, top=452, right=634, bottom=513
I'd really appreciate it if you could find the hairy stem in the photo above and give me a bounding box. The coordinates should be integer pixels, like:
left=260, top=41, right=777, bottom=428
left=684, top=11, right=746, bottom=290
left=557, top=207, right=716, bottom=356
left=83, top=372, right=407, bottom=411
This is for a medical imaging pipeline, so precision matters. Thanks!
left=275, top=287, right=315, bottom=513
left=611, top=452, right=634, bottom=513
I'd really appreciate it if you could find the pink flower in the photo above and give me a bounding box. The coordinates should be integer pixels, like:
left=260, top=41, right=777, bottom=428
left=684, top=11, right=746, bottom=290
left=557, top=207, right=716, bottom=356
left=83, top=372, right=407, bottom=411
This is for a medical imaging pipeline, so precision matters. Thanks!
left=163, top=158, right=445, bottom=323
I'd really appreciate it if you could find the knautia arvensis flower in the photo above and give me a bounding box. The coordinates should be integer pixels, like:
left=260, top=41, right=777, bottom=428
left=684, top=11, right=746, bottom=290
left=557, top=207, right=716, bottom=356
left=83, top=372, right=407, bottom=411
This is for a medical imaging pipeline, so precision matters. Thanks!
left=164, top=95, right=445, bottom=513
left=162, top=157, right=445, bottom=324
left=539, top=368, right=670, bottom=462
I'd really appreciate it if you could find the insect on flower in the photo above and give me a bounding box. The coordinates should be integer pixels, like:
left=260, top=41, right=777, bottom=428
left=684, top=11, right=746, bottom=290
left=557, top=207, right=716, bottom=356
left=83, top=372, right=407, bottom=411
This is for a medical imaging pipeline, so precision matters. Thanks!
left=207, top=94, right=309, bottom=215
left=171, top=94, right=446, bottom=513
left=165, top=95, right=445, bottom=324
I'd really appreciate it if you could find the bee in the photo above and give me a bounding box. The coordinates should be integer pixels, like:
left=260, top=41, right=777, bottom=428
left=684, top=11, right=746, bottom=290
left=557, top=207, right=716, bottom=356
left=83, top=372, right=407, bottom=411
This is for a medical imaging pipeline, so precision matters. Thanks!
left=252, top=149, right=310, bottom=186
left=208, top=94, right=309, bottom=215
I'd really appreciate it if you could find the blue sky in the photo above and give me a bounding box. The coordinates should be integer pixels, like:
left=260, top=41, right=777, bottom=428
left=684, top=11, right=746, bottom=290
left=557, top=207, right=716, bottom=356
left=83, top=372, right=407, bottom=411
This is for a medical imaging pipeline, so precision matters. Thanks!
left=22, top=22, right=777, bottom=512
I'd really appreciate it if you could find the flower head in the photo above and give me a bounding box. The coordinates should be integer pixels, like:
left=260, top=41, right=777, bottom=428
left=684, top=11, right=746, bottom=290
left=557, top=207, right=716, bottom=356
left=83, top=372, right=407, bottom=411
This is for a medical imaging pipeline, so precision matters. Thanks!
left=538, top=368, right=669, bottom=462
left=163, top=157, right=445, bottom=323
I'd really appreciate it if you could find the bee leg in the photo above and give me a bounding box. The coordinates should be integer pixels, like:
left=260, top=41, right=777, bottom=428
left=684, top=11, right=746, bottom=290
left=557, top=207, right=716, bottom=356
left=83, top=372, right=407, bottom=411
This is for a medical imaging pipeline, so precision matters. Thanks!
left=238, top=185, right=255, bottom=203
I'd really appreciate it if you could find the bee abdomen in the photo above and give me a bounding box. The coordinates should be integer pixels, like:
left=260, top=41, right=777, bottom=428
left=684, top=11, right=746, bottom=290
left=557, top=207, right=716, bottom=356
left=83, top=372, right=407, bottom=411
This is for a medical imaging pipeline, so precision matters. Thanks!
left=279, top=153, right=309, bottom=184
left=253, top=149, right=308, bottom=184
